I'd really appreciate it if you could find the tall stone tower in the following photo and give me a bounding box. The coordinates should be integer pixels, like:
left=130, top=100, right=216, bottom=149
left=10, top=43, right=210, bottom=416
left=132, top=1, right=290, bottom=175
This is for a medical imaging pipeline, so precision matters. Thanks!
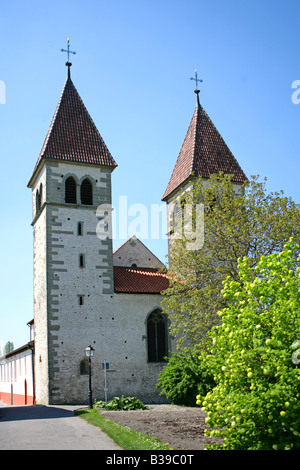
left=27, top=63, right=117, bottom=404
left=28, top=61, right=172, bottom=406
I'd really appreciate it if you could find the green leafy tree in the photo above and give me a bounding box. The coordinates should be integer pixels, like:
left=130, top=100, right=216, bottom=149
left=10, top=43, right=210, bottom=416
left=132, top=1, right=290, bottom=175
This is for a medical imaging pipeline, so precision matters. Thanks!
left=4, top=341, right=14, bottom=354
left=156, top=352, right=215, bottom=407
left=198, top=239, right=300, bottom=450
left=162, top=174, right=300, bottom=354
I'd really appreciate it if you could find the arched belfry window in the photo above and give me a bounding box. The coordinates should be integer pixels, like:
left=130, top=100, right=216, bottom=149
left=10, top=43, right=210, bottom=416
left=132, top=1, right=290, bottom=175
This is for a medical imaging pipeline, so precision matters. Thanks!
left=65, top=176, right=77, bottom=204
left=35, top=184, right=42, bottom=213
left=39, top=184, right=43, bottom=208
left=35, top=189, right=40, bottom=213
left=147, top=309, right=168, bottom=363
left=81, top=178, right=93, bottom=205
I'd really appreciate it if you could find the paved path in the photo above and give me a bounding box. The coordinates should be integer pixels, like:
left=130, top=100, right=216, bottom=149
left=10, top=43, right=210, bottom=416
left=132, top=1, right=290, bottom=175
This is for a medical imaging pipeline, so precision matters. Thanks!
left=0, top=404, right=122, bottom=450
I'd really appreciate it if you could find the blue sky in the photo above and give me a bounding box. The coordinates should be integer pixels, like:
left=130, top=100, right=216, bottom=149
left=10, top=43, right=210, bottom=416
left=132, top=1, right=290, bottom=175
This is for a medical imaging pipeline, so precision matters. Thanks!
left=0, top=0, right=299, bottom=350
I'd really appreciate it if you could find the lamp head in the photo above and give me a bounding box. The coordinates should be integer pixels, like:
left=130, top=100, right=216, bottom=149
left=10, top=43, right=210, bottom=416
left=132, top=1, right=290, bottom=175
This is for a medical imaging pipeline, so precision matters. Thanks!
left=85, top=345, right=95, bottom=358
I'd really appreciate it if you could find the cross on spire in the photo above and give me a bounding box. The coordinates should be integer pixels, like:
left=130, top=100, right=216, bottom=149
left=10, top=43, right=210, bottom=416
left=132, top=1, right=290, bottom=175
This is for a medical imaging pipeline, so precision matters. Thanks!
left=190, top=69, right=203, bottom=106
left=190, top=69, right=203, bottom=90
left=60, top=38, right=76, bottom=78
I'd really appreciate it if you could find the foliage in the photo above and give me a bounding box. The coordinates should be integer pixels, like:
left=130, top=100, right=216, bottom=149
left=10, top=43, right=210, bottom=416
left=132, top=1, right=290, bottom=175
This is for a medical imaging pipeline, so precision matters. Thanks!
left=4, top=341, right=14, bottom=354
left=162, top=173, right=300, bottom=354
left=93, top=395, right=149, bottom=411
left=156, top=352, right=215, bottom=407
left=198, top=239, right=300, bottom=450
left=76, top=409, right=172, bottom=450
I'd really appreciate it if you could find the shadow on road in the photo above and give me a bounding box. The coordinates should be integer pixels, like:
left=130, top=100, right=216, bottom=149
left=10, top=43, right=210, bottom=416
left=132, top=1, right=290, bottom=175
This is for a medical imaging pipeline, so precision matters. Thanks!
left=0, top=405, right=75, bottom=422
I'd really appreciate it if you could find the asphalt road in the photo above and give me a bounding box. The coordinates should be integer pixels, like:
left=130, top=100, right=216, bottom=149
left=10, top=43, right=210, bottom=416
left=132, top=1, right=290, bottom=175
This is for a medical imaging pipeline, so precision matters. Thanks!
left=0, top=404, right=122, bottom=450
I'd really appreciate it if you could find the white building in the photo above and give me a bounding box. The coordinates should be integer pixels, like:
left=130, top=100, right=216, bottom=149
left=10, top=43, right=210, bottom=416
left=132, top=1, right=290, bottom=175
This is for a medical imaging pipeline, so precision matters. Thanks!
left=0, top=320, right=34, bottom=405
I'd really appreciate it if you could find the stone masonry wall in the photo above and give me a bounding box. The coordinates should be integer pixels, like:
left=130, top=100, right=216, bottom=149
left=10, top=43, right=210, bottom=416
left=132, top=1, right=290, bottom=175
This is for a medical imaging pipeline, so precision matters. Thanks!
left=31, top=160, right=172, bottom=405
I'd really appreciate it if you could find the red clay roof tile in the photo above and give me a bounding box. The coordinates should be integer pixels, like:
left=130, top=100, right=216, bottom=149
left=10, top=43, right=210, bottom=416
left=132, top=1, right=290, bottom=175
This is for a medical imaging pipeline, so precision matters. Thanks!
left=113, top=267, right=169, bottom=294
left=162, top=98, right=247, bottom=200
left=28, top=76, right=117, bottom=186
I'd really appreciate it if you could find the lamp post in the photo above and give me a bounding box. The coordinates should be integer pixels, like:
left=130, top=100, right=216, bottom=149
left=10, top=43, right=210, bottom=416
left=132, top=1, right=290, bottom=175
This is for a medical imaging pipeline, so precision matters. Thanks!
left=85, top=345, right=95, bottom=409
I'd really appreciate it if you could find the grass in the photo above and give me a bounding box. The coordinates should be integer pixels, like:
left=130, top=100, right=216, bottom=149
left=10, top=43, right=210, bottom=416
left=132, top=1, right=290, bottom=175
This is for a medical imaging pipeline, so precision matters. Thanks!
left=75, top=409, right=173, bottom=450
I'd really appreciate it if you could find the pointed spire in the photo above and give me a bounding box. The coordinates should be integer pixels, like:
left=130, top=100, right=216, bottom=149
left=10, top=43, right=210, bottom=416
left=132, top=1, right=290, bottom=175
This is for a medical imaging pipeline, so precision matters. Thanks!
left=162, top=74, right=247, bottom=201
left=28, top=64, right=117, bottom=187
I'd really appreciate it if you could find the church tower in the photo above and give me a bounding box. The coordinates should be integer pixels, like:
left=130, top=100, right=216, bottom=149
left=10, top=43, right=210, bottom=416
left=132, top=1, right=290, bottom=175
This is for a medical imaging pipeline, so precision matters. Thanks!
left=28, top=54, right=173, bottom=406
left=162, top=74, right=247, bottom=247
left=27, top=60, right=117, bottom=404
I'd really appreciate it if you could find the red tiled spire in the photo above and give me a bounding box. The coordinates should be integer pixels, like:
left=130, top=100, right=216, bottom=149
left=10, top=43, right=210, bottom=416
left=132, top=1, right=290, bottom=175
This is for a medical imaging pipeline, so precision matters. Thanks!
left=162, top=92, right=247, bottom=201
left=28, top=74, right=117, bottom=187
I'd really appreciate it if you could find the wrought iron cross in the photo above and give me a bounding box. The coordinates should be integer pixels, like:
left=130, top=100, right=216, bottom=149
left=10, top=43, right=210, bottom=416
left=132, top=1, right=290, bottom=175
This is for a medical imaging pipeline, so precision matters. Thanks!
left=60, top=38, right=76, bottom=63
left=190, top=69, right=203, bottom=89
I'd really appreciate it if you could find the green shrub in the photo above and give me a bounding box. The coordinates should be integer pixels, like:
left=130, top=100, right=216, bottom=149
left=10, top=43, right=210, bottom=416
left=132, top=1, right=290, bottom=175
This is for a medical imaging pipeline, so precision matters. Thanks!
left=156, top=352, right=215, bottom=407
left=93, top=395, right=149, bottom=411
left=199, top=239, right=300, bottom=450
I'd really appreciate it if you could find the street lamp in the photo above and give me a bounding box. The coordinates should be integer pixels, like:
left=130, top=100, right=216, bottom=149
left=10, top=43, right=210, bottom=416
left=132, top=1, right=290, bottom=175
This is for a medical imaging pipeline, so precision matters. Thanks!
left=85, top=345, right=95, bottom=409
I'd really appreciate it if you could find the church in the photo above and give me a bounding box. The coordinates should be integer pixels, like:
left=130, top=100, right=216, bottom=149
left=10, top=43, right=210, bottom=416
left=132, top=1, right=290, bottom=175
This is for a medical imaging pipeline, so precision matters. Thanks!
left=0, top=59, right=246, bottom=406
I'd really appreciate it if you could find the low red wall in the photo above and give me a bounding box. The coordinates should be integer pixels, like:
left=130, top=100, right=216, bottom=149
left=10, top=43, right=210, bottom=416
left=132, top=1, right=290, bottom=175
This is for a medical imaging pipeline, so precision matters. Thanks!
left=0, top=391, right=34, bottom=406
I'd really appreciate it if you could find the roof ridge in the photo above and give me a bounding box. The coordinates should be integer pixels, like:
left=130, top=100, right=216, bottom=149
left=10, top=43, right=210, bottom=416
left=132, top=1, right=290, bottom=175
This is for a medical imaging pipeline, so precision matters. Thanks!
left=162, top=105, right=199, bottom=200
left=191, top=104, right=201, bottom=175
left=38, top=78, right=68, bottom=163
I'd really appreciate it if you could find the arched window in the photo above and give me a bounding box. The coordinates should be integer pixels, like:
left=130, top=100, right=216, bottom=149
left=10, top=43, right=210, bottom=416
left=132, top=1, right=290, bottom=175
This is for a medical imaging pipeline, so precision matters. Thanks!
left=65, top=176, right=77, bottom=204
left=77, top=222, right=83, bottom=236
left=35, top=189, right=40, bottom=213
left=79, top=254, right=85, bottom=268
left=35, top=184, right=42, bottom=213
left=39, top=184, right=43, bottom=209
left=172, top=202, right=182, bottom=233
left=147, top=309, right=168, bottom=362
left=81, top=178, right=93, bottom=205
left=80, top=359, right=89, bottom=376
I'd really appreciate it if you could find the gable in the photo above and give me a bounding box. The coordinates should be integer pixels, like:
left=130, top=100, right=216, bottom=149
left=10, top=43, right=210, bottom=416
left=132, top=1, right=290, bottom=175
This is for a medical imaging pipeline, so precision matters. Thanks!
left=113, top=236, right=165, bottom=269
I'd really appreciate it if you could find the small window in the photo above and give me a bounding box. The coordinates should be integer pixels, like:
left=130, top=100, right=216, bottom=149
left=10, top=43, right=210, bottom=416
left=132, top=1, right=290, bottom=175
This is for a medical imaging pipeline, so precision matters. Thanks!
left=35, top=189, right=40, bottom=213
left=169, top=210, right=175, bottom=235
left=80, top=359, right=89, bottom=376
left=173, top=202, right=182, bottom=227
left=39, top=184, right=43, bottom=208
left=180, top=197, right=186, bottom=229
left=81, top=178, right=93, bottom=205
left=35, top=185, right=42, bottom=213
left=79, top=254, right=85, bottom=268
left=77, top=222, right=83, bottom=236
left=65, top=177, right=77, bottom=204
left=78, top=295, right=84, bottom=306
